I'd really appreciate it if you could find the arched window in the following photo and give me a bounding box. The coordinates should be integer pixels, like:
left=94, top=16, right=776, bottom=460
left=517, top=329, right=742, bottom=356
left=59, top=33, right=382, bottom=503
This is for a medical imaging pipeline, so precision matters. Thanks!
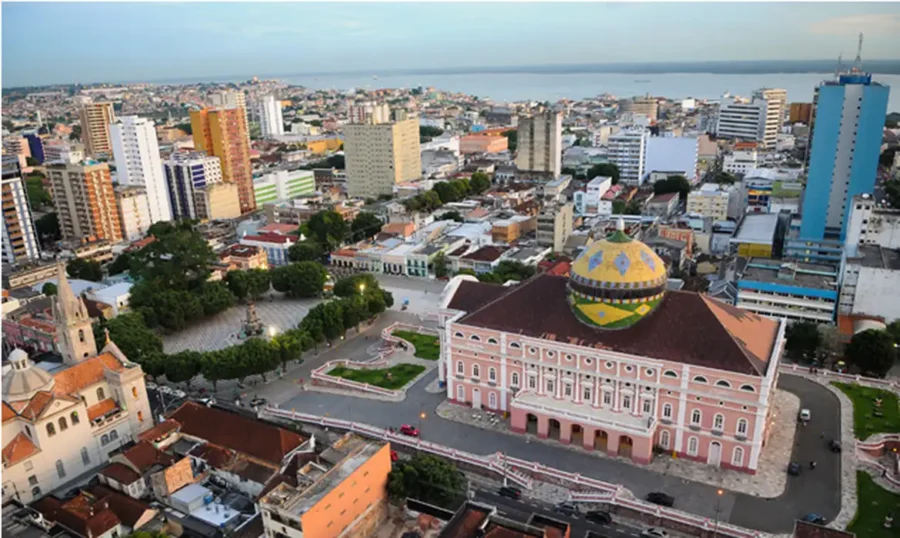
left=137, top=411, right=144, bottom=423
left=56, top=460, right=66, bottom=478
left=472, top=364, right=480, bottom=378
left=487, top=338, right=498, bottom=345
left=737, top=418, right=749, bottom=436
left=687, top=437, right=699, bottom=456
left=511, top=372, right=520, bottom=386
left=713, top=414, right=725, bottom=431
left=663, top=370, right=678, bottom=378
left=101, top=434, right=110, bottom=446
left=732, top=447, right=745, bottom=466
left=740, top=384, right=756, bottom=392
left=132, top=387, right=138, bottom=398
left=509, top=342, right=520, bottom=349
left=70, top=411, right=80, bottom=425
left=81, top=447, right=90, bottom=465
left=78, top=329, right=85, bottom=342
left=692, top=376, right=708, bottom=384
left=662, top=403, right=673, bottom=419
left=456, top=385, right=465, bottom=401
left=488, top=367, right=497, bottom=381
left=715, top=380, right=731, bottom=388
left=489, top=392, right=497, bottom=409
left=46, top=423, right=56, bottom=437
left=109, top=430, right=118, bottom=441
left=691, top=409, right=702, bottom=425
left=470, top=335, right=481, bottom=342
left=58, top=417, right=68, bottom=432
left=96, top=387, right=105, bottom=401
left=454, top=332, right=464, bottom=338
left=456, top=361, right=464, bottom=375
left=659, top=430, right=670, bottom=449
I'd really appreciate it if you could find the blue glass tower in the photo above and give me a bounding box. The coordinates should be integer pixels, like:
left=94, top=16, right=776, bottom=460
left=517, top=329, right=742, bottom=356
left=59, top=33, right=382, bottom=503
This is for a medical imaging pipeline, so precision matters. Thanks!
left=799, top=73, right=889, bottom=242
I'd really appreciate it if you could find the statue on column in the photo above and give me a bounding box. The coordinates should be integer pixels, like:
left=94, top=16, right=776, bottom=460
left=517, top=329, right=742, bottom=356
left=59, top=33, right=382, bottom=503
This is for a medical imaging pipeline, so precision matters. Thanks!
left=243, top=299, right=263, bottom=337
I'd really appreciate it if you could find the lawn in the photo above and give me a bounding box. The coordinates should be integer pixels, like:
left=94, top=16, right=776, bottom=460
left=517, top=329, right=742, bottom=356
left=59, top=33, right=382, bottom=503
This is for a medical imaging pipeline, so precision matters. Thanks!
left=848, top=471, right=900, bottom=538
left=832, top=382, right=900, bottom=441
left=328, top=363, right=426, bottom=390
left=392, top=330, right=440, bottom=360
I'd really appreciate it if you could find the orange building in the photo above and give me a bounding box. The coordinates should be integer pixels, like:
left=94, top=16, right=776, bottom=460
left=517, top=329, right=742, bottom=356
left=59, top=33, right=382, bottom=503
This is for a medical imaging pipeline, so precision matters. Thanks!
left=492, top=216, right=537, bottom=243
left=190, top=108, right=255, bottom=214
left=657, top=225, right=695, bottom=258
left=789, top=102, right=813, bottom=124
left=307, top=137, right=343, bottom=155
left=460, top=134, right=509, bottom=154
left=47, top=161, right=123, bottom=244
left=260, top=434, right=391, bottom=538
left=219, top=243, right=269, bottom=271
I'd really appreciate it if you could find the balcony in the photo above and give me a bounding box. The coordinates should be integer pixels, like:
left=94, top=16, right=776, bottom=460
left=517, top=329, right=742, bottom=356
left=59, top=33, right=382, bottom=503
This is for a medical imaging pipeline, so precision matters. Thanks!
left=511, top=390, right=656, bottom=437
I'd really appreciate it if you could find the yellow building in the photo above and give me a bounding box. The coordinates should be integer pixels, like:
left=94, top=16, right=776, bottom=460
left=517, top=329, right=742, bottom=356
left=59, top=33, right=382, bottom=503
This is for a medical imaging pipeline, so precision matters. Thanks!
left=190, top=108, right=255, bottom=214
left=79, top=102, right=116, bottom=156
left=344, top=118, right=421, bottom=199
left=306, top=137, right=343, bottom=155
left=194, top=182, right=242, bottom=221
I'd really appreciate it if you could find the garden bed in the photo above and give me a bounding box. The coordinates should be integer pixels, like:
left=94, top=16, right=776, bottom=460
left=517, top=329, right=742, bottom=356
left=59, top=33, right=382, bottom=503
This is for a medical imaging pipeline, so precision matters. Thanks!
left=847, top=471, right=900, bottom=538
left=832, top=382, right=900, bottom=440
left=327, top=363, right=426, bottom=390
left=392, top=330, right=440, bottom=360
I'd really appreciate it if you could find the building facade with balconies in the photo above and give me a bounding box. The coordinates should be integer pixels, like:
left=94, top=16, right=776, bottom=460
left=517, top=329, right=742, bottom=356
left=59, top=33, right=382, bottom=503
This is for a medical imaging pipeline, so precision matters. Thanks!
left=735, top=257, right=838, bottom=324
left=439, top=221, right=784, bottom=474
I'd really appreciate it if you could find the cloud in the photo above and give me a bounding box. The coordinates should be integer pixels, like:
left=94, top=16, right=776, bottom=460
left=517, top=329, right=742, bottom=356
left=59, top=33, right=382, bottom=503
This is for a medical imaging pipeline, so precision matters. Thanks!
left=808, top=14, right=900, bottom=37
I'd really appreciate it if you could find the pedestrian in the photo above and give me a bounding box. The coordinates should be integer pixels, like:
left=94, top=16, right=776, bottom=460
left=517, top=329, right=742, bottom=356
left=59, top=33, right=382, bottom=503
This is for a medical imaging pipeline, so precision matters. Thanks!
left=810, top=460, right=817, bottom=470
left=883, top=469, right=888, bottom=478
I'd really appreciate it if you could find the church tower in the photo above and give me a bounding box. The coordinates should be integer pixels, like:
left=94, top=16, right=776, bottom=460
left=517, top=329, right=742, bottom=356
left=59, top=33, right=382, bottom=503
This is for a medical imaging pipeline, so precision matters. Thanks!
left=53, top=263, right=98, bottom=364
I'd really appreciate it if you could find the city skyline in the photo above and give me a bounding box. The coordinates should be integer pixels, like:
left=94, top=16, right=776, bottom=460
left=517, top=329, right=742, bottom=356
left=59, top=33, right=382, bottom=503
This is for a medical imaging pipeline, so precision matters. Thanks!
left=3, top=2, right=900, bottom=87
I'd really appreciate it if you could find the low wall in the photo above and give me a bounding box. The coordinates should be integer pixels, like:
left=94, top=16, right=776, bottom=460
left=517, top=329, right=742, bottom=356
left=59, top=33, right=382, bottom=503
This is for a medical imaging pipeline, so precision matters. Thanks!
left=310, top=358, right=401, bottom=398
left=779, top=364, right=899, bottom=394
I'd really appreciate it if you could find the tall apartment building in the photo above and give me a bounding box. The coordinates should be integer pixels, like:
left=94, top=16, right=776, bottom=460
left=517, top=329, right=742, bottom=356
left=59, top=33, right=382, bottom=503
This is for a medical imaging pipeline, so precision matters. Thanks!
left=344, top=117, right=421, bottom=199
left=798, top=72, right=890, bottom=242
left=715, top=89, right=787, bottom=149
left=109, top=116, right=173, bottom=224
left=348, top=102, right=390, bottom=125
left=43, top=142, right=84, bottom=165
left=2, top=156, right=40, bottom=264
left=257, top=94, right=285, bottom=138
left=210, top=90, right=250, bottom=142
left=753, top=88, right=787, bottom=149
left=537, top=202, right=573, bottom=253
left=515, top=111, right=562, bottom=177
left=47, top=161, right=123, bottom=244
left=163, top=152, right=223, bottom=219
left=619, top=95, right=658, bottom=121
left=190, top=108, right=255, bottom=214
left=78, top=102, right=116, bottom=156
left=115, top=185, right=152, bottom=241
left=687, top=183, right=741, bottom=221
left=194, top=182, right=242, bottom=221
left=608, top=128, right=649, bottom=185
left=252, top=169, right=315, bottom=206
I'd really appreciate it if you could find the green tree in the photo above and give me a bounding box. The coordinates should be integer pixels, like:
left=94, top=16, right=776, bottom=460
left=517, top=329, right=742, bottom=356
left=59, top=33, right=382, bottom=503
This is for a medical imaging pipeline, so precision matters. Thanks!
left=198, top=281, right=235, bottom=316
left=242, top=338, right=281, bottom=382
left=35, top=212, right=61, bottom=245
left=469, top=171, right=491, bottom=194
left=288, top=241, right=324, bottom=263
left=108, top=253, right=132, bottom=275
left=846, top=329, right=897, bottom=377
left=886, top=320, right=900, bottom=345
left=225, top=270, right=250, bottom=300
left=165, top=350, right=203, bottom=387
left=587, top=163, right=621, bottom=184
left=26, top=156, right=39, bottom=167
left=320, top=301, right=346, bottom=340
left=69, top=125, right=82, bottom=141
left=501, top=129, right=517, bottom=152
left=433, top=252, right=449, bottom=278
left=66, top=258, right=103, bottom=282
left=273, top=329, right=306, bottom=371
left=350, top=212, right=383, bottom=241
left=433, top=181, right=463, bottom=204
left=201, top=348, right=235, bottom=392
left=436, top=210, right=464, bottom=223
left=125, top=531, right=171, bottom=538
left=25, top=176, right=51, bottom=208
left=387, top=454, right=466, bottom=508
left=785, top=321, right=822, bottom=362
left=130, top=221, right=216, bottom=289
left=307, top=210, right=348, bottom=252
left=333, top=273, right=379, bottom=298
left=271, top=262, right=327, bottom=298
left=96, top=312, right=163, bottom=363
left=174, top=122, right=192, bottom=135
left=653, top=175, right=692, bottom=200
left=42, top=282, right=58, bottom=296
left=712, top=171, right=737, bottom=184
left=419, top=125, right=444, bottom=141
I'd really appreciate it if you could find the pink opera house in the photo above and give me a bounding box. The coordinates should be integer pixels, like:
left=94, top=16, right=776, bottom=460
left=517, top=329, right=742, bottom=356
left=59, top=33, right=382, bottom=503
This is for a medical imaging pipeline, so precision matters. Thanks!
left=438, top=222, right=785, bottom=473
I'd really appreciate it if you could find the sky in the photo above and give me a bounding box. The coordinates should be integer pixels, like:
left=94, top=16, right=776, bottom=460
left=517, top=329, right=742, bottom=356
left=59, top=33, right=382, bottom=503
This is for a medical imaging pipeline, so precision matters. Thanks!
left=3, top=2, right=900, bottom=87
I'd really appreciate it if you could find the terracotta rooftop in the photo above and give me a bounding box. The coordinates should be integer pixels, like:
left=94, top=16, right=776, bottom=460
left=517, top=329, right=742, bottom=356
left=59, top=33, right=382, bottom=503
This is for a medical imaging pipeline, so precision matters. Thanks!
left=138, top=418, right=180, bottom=443
left=462, top=245, right=509, bottom=263
left=258, top=223, right=299, bottom=235
left=220, top=244, right=263, bottom=258
left=84, top=484, right=155, bottom=530
left=87, top=398, right=119, bottom=421
left=100, top=462, right=142, bottom=485
left=168, top=402, right=306, bottom=465
left=454, top=274, right=778, bottom=375
left=52, top=353, right=126, bottom=397
left=3, top=401, right=18, bottom=423
left=122, top=440, right=177, bottom=473
left=447, top=280, right=510, bottom=313
left=2, top=432, right=40, bottom=466
left=32, top=494, right=120, bottom=538
left=242, top=233, right=294, bottom=245
left=19, top=391, right=55, bottom=421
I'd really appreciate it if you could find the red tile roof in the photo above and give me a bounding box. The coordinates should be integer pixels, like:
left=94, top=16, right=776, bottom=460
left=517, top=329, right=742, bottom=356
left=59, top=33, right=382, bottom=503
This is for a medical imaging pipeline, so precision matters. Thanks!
left=455, top=274, right=777, bottom=375
left=32, top=494, right=121, bottom=538
left=168, top=402, right=306, bottom=465
left=52, top=353, right=126, bottom=397
left=2, top=432, right=40, bottom=466
left=84, top=484, right=156, bottom=530
left=100, top=462, right=142, bottom=485
left=447, top=280, right=510, bottom=313
left=138, top=419, right=180, bottom=443
left=122, top=441, right=177, bottom=473
left=258, top=223, right=299, bottom=235
left=87, top=398, right=119, bottom=421
left=3, top=401, right=18, bottom=423
left=242, top=233, right=294, bottom=245
left=19, top=391, right=55, bottom=421
left=461, top=246, right=509, bottom=262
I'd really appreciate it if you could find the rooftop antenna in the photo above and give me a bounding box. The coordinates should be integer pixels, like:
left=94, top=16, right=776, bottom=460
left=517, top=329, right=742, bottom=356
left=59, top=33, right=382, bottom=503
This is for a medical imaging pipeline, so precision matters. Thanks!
left=854, top=32, right=864, bottom=72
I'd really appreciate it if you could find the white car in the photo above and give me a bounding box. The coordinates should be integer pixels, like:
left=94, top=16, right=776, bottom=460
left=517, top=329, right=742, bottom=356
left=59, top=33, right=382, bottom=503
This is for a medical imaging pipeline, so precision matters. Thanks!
left=641, top=529, right=669, bottom=538
left=799, top=409, right=811, bottom=422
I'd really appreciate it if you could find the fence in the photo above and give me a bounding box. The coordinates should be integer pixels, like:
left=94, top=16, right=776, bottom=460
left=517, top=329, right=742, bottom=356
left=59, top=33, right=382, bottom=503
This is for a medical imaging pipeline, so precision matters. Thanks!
left=261, top=408, right=767, bottom=538
left=383, top=322, right=441, bottom=342
left=310, top=359, right=400, bottom=398
left=780, top=364, right=899, bottom=392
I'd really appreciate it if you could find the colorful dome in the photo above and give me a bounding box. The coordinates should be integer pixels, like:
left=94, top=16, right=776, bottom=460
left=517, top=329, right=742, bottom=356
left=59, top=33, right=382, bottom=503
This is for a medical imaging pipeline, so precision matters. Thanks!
left=567, top=219, right=667, bottom=329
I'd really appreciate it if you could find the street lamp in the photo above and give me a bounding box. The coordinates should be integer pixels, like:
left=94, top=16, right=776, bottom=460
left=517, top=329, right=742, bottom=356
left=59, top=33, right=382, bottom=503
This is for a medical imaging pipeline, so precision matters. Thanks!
left=359, top=283, right=366, bottom=294
left=713, top=489, right=724, bottom=537
left=418, top=411, right=426, bottom=430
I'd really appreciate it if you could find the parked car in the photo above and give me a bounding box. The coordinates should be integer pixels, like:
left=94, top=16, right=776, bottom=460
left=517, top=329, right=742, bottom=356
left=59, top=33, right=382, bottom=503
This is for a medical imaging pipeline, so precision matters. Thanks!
left=645, top=492, right=674, bottom=507
left=802, top=513, right=827, bottom=525
left=554, top=502, right=579, bottom=517
left=788, top=462, right=802, bottom=476
left=399, top=424, right=420, bottom=437
left=390, top=450, right=399, bottom=462
left=799, top=408, right=811, bottom=422
left=585, top=510, right=612, bottom=524
left=829, top=439, right=842, bottom=453
left=497, top=486, right=522, bottom=500
left=249, top=397, right=267, bottom=407
left=640, top=529, right=669, bottom=538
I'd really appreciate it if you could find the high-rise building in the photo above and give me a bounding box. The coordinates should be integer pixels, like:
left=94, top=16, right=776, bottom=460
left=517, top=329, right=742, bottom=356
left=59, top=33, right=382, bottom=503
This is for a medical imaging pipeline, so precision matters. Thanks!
left=608, top=128, right=649, bottom=185
left=348, top=102, right=390, bottom=125
left=190, top=108, right=255, bottom=214
left=797, top=71, right=889, bottom=243
left=163, top=152, right=223, bottom=220
left=2, top=156, right=41, bottom=264
left=194, top=182, right=242, bottom=221
left=344, top=117, right=421, bottom=199
left=78, top=102, right=116, bottom=156
left=619, top=95, right=659, bottom=121
left=210, top=90, right=250, bottom=142
left=253, top=169, right=315, bottom=206
left=109, top=116, right=173, bottom=224
left=789, top=102, right=813, bottom=124
left=537, top=202, right=574, bottom=253
left=257, top=94, right=284, bottom=138
left=715, top=89, right=787, bottom=149
left=515, top=111, right=562, bottom=177
left=753, top=88, right=787, bottom=149
left=47, top=161, right=123, bottom=244
left=25, top=133, right=44, bottom=164
left=115, top=185, right=153, bottom=241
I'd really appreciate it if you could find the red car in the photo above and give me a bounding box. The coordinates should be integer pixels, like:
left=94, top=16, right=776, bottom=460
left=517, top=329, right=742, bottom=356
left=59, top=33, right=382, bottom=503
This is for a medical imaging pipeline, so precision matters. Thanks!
left=399, top=424, right=420, bottom=437
left=391, top=450, right=399, bottom=462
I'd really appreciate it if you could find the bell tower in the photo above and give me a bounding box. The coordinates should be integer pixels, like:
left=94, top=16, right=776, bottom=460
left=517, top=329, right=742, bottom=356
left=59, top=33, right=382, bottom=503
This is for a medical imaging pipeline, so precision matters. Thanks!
left=53, top=263, right=98, bottom=364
